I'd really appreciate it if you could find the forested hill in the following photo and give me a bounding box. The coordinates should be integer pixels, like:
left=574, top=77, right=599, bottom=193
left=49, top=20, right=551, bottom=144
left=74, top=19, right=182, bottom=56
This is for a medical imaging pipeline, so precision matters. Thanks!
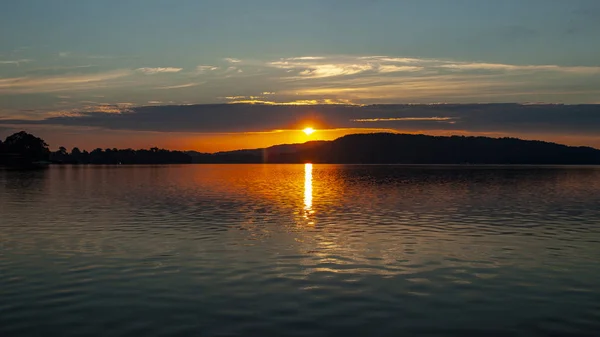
left=189, top=133, right=600, bottom=165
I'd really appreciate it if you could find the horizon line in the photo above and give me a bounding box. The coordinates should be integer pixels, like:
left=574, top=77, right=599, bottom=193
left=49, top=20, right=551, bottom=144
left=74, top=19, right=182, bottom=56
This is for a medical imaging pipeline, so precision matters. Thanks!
left=5, top=131, right=595, bottom=153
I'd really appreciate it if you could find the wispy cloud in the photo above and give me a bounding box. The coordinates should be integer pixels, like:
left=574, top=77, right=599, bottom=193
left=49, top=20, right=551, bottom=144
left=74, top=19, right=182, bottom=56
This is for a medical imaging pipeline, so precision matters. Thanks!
left=258, top=55, right=600, bottom=103
left=440, top=62, right=600, bottom=74
left=0, top=70, right=133, bottom=94
left=28, top=64, right=96, bottom=72
left=87, top=103, right=134, bottom=114
left=0, top=59, right=32, bottom=66
left=136, top=67, right=183, bottom=74
left=377, top=65, right=423, bottom=73
left=298, top=64, right=374, bottom=78
left=196, top=65, right=219, bottom=73
left=268, top=56, right=426, bottom=79
left=3, top=53, right=600, bottom=115
left=287, top=56, right=326, bottom=60
left=224, top=58, right=241, bottom=63
left=270, top=59, right=371, bottom=78
left=46, top=102, right=136, bottom=117
left=265, top=55, right=600, bottom=79
left=223, top=95, right=359, bottom=106
left=221, top=66, right=244, bottom=77
left=228, top=99, right=358, bottom=105
left=351, top=117, right=457, bottom=122
left=358, top=56, right=426, bottom=63
left=227, top=99, right=319, bottom=105
left=155, top=82, right=201, bottom=90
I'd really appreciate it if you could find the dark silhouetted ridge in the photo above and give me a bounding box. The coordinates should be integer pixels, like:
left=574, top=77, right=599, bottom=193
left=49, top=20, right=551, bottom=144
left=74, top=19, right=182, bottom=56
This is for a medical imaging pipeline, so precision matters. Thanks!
left=190, top=133, right=600, bottom=164
left=3, top=131, right=599, bottom=166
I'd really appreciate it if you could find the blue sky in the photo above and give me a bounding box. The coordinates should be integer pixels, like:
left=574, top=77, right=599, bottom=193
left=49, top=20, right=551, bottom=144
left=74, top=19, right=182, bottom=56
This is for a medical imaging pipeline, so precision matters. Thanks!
left=3, top=0, right=600, bottom=64
left=1, top=0, right=600, bottom=150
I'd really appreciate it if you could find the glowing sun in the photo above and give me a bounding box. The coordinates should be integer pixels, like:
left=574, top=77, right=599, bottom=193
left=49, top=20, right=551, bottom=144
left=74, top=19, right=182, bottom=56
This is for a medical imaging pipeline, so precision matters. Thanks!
left=303, top=127, right=315, bottom=135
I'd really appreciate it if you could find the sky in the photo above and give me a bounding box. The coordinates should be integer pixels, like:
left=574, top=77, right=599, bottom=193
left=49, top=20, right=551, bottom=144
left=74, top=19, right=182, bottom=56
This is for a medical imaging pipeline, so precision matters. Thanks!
left=1, top=0, right=600, bottom=151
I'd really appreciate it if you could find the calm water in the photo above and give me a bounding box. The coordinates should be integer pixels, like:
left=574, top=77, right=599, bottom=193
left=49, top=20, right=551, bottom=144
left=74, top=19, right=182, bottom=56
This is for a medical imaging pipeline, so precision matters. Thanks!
left=1, top=164, right=600, bottom=336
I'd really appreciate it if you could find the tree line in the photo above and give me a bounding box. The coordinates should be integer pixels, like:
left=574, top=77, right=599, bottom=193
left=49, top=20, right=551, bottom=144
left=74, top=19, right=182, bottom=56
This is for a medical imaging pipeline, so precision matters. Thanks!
left=3, top=130, right=600, bottom=166
left=51, top=146, right=192, bottom=164
left=0, top=131, right=192, bottom=165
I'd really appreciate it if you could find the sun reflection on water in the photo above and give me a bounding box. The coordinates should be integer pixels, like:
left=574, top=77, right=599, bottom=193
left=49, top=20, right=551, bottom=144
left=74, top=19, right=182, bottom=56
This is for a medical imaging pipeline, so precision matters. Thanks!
left=304, top=163, right=314, bottom=221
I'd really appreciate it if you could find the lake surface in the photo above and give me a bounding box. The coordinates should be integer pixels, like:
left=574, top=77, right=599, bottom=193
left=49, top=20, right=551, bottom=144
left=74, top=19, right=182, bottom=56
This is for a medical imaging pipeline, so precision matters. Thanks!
left=1, top=164, right=600, bottom=337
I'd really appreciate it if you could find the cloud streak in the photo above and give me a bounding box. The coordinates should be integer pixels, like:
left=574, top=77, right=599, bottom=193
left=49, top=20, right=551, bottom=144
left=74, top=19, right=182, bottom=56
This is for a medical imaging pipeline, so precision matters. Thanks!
left=2, top=104, right=599, bottom=139
left=196, top=65, right=219, bottom=73
left=439, top=62, right=600, bottom=74
left=136, top=67, right=183, bottom=74
left=351, top=117, right=457, bottom=122
left=2, top=54, right=600, bottom=116
left=0, top=70, right=133, bottom=94
left=0, top=59, right=32, bottom=66
left=155, top=82, right=201, bottom=90
left=266, top=55, right=600, bottom=78
left=377, top=65, right=423, bottom=73
left=256, top=55, right=600, bottom=104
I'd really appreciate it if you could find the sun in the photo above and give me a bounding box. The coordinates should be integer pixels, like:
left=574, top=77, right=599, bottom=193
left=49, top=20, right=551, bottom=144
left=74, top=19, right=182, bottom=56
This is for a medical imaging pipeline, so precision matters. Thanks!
left=303, top=127, right=315, bottom=135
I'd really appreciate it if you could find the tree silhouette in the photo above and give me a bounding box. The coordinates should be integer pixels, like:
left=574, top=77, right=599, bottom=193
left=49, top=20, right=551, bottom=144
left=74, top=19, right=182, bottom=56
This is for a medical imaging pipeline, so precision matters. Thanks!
left=71, top=147, right=81, bottom=158
left=2, top=132, right=194, bottom=166
left=2, top=131, right=50, bottom=162
left=50, top=146, right=70, bottom=163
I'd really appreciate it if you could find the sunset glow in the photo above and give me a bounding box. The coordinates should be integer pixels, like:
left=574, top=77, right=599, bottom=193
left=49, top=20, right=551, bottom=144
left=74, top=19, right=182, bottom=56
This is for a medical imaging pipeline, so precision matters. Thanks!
left=303, top=127, right=315, bottom=135
left=0, top=1, right=599, bottom=151
left=3, top=2, right=600, bottom=337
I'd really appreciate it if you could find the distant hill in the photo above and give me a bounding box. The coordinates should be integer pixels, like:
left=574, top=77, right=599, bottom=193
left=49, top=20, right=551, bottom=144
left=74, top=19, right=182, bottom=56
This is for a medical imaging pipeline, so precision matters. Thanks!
left=189, top=133, right=600, bottom=165
left=5, top=131, right=598, bottom=166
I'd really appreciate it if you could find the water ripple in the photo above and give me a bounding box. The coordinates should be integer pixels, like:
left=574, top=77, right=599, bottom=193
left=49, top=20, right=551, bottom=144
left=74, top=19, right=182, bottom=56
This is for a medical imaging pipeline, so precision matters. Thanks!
left=1, top=165, right=600, bottom=336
